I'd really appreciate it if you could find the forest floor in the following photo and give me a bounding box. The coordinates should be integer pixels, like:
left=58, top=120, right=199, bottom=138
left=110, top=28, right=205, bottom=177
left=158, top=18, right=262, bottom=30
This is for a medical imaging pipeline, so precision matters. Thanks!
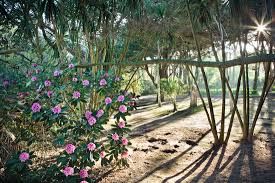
left=95, top=94, right=275, bottom=183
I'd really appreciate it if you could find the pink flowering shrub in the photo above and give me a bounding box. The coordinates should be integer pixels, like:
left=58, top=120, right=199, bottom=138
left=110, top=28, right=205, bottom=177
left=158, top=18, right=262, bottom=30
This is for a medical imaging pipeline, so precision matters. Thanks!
left=12, top=62, right=135, bottom=182
left=4, top=150, right=38, bottom=182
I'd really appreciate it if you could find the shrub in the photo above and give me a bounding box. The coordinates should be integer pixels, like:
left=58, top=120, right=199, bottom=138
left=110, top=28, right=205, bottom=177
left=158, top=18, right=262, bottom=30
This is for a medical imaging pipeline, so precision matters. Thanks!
left=2, top=62, right=134, bottom=182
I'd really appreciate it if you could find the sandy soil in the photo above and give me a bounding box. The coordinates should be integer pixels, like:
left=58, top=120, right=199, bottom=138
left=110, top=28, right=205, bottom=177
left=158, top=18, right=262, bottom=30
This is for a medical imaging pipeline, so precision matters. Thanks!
left=95, top=94, right=275, bottom=183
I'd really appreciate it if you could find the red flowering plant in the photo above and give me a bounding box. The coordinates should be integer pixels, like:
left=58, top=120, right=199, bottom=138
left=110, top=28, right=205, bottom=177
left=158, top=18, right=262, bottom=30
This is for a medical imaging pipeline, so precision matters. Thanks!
left=20, top=62, right=134, bottom=182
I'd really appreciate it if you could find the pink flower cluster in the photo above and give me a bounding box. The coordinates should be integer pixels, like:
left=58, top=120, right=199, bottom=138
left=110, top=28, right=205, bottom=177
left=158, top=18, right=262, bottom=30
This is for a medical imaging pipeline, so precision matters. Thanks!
left=82, top=80, right=89, bottom=86
left=112, top=133, right=119, bottom=141
left=118, top=121, right=125, bottom=128
left=31, top=102, right=41, bottom=113
left=96, top=109, right=104, bottom=118
left=72, top=91, right=81, bottom=99
left=19, top=152, right=30, bottom=162
left=17, top=92, right=29, bottom=99
left=31, top=76, right=37, bottom=81
left=68, top=63, right=75, bottom=69
left=100, top=151, right=106, bottom=158
left=117, top=95, right=125, bottom=102
left=80, top=181, right=88, bottom=183
left=119, top=105, right=127, bottom=113
left=53, top=70, right=61, bottom=77
left=63, top=167, right=74, bottom=177
left=44, top=80, right=51, bottom=87
left=47, top=90, right=53, bottom=97
left=52, top=105, right=61, bottom=114
left=105, top=97, right=112, bottom=105
left=99, top=79, right=107, bottom=86
left=87, top=143, right=96, bottom=151
left=65, top=144, right=76, bottom=154
left=3, top=80, right=9, bottom=87
left=72, top=77, right=78, bottom=82
left=85, top=111, right=97, bottom=126
left=122, top=137, right=128, bottom=145
left=121, top=151, right=129, bottom=159
left=79, top=169, right=88, bottom=178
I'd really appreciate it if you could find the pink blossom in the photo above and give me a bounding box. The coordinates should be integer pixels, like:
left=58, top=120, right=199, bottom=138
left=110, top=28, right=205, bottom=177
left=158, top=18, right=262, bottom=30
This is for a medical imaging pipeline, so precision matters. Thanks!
left=99, top=79, right=107, bottom=86
left=65, top=144, right=76, bottom=154
left=119, top=105, right=127, bottom=113
left=44, top=80, right=51, bottom=87
left=80, top=181, right=89, bottom=183
left=121, top=151, right=129, bottom=159
left=118, top=121, right=126, bottom=128
left=79, top=169, right=88, bottom=179
left=32, top=63, right=38, bottom=67
left=87, top=116, right=96, bottom=126
left=52, top=105, right=61, bottom=114
left=18, top=92, right=29, bottom=99
left=130, top=101, right=135, bottom=106
left=63, top=167, right=74, bottom=177
left=104, top=72, right=109, bottom=77
left=73, top=91, right=81, bottom=99
left=85, top=111, right=92, bottom=119
left=122, top=137, right=128, bottom=146
left=53, top=70, right=61, bottom=77
left=31, top=76, right=37, bottom=81
left=100, top=151, right=106, bottom=158
left=117, top=95, right=125, bottom=102
left=18, top=92, right=25, bottom=99
left=19, top=152, right=30, bottom=162
left=72, top=77, right=78, bottom=82
left=31, top=102, right=41, bottom=113
left=68, top=63, right=75, bottom=69
left=47, top=90, right=53, bottom=97
left=115, top=76, right=120, bottom=81
left=96, top=109, right=104, bottom=118
left=112, top=133, right=119, bottom=141
left=35, top=69, right=40, bottom=74
left=3, top=80, right=9, bottom=87
left=105, top=97, right=112, bottom=105
left=87, top=143, right=96, bottom=151
left=82, top=80, right=89, bottom=86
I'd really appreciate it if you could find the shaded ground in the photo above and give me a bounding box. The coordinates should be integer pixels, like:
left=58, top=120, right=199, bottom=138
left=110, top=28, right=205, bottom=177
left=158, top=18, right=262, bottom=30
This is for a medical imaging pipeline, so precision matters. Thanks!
left=97, top=94, right=275, bottom=183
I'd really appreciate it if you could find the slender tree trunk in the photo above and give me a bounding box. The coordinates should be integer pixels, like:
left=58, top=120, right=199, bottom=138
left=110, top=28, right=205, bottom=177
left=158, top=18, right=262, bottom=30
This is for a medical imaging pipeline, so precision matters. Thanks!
left=172, top=98, right=177, bottom=112
left=225, top=66, right=244, bottom=143
left=252, top=63, right=259, bottom=94
left=157, top=64, right=162, bottom=107
left=187, top=1, right=219, bottom=144
left=159, top=64, right=168, bottom=102
left=248, top=62, right=273, bottom=141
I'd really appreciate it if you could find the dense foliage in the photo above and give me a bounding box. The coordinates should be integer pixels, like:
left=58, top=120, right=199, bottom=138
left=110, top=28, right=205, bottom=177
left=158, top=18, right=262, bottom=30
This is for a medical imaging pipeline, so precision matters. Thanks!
left=1, top=61, right=134, bottom=182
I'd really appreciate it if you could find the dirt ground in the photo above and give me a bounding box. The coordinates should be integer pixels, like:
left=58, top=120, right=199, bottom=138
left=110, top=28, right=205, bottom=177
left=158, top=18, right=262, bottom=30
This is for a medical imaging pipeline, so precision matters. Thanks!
left=95, top=94, right=275, bottom=183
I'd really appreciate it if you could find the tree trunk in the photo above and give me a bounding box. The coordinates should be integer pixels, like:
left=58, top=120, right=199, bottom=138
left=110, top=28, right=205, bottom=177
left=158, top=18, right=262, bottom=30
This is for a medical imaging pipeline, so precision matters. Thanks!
left=252, top=63, right=259, bottom=94
left=159, top=64, right=168, bottom=102
left=190, top=84, right=198, bottom=107
left=172, top=98, right=177, bottom=112
left=186, top=1, right=219, bottom=145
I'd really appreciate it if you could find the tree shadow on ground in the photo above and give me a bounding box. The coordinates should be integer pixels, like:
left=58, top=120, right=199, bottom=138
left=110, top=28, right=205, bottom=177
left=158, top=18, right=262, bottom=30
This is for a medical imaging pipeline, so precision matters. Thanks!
left=159, top=95, right=275, bottom=183
left=130, top=105, right=205, bottom=138
left=133, top=113, right=226, bottom=183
